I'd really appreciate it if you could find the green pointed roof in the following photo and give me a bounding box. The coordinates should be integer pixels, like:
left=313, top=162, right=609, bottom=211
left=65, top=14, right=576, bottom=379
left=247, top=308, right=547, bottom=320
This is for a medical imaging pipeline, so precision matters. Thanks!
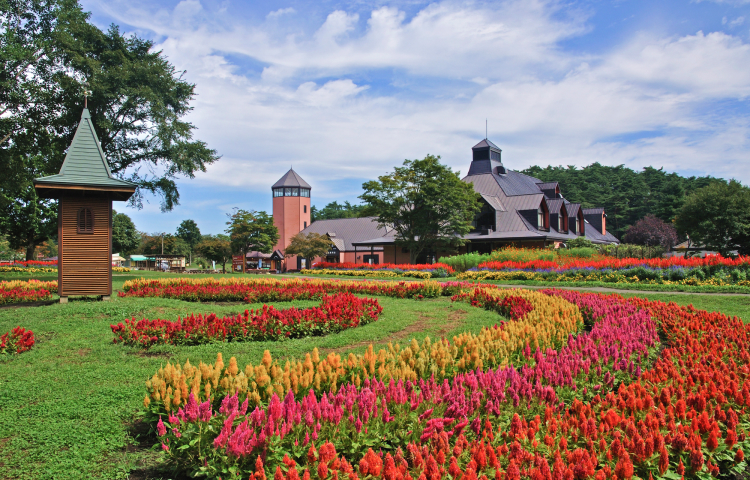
left=34, top=108, right=137, bottom=198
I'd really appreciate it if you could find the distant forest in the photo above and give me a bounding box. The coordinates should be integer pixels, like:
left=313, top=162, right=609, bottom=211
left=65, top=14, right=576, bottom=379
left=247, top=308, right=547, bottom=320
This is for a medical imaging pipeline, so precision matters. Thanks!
left=310, top=201, right=366, bottom=222
left=521, top=163, right=724, bottom=239
left=313, top=163, right=726, bottom=241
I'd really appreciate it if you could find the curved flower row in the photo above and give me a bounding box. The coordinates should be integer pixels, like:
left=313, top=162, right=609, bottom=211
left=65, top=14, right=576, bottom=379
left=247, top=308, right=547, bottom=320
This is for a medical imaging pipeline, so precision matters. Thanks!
left=121, top=277, right=456, bottom=302
left=0, top=326, right=35, bottom=355
left=478, top=253, right=750, bottom=271
left=111, top=293, right=382, bottom=348
left=143, top=287, right=581, bottom=415
left=457, top=268, right=750, bottom=288
left=0, top=279, right=58, bottom=305
left=311, top=262, right=455, bottom=275
left=302, top=269, right=435, bottom=279
left=262, top=291, right=747, bottom=480
left=152, top=287, right=658, bottom=477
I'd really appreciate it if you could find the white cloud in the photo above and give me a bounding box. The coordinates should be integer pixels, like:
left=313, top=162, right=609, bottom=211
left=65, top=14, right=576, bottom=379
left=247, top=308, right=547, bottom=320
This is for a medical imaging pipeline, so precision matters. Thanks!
left=86, top=0, right=750, bottom=197
left=267, top=7, right=295, bottom=19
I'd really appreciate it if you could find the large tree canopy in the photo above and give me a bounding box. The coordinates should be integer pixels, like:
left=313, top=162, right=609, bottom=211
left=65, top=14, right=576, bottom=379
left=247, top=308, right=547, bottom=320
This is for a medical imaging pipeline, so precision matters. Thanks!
left=285, top=232, right=332, bottom=262
left=112, top=210, right=139, bottom=255
left=675, top=180, right=750, bottom=257
left=0, top=0, right=219, bottom=259
left=225, top=209, right=278, bottom=273
left=195, top=234, right=231, bottom=273
left=521, top=164, right=721, bottom=239
left=360, top=155, right=480, bottom=264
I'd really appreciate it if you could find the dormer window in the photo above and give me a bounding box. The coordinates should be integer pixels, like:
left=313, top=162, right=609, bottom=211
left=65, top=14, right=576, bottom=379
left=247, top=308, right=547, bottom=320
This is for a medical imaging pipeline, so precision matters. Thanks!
left=558, top=215, right=563, bottom=232
left=538, top=208, right=544, bottom=229
left=77, top=208, right=93, bottom=233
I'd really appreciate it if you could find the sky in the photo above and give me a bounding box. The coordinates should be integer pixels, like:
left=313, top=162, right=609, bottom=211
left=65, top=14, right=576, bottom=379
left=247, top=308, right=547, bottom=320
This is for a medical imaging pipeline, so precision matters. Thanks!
left=80, top=0, right=750, bottom=236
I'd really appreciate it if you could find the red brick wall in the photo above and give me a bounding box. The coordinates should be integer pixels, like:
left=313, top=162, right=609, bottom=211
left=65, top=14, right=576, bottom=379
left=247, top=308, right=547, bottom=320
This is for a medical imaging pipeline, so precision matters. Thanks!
left=273, top=195, right=311, bottom=252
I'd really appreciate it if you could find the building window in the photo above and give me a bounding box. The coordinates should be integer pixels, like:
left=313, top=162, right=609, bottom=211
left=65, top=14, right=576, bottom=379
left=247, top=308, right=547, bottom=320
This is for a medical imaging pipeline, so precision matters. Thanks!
left=273, top=188, right=284, bottom=197
left=77, top=208, right=93, bottom=233
left=558, top=215, right=563, bottom=232
left=575, top=218, right=580, bottom=233
left=300, top=188, right=310, bottom=197
left=304, top=221, right=307, bottom=228
left=291, top=188, right=299, bottom=197
left=304, top=205, right=307, bottom=213
left=537, top=208, right=543, bottom=229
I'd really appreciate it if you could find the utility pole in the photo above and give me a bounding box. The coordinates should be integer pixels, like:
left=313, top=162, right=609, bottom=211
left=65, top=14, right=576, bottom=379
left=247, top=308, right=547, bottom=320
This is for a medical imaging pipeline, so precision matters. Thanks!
left=161, top=233, right=164, bottom=255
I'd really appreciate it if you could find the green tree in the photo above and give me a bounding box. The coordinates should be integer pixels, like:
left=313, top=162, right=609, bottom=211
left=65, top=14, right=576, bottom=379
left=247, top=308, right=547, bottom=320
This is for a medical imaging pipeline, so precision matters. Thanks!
left=112, top=210, right=139, bottom=255
left=176, top=219, right=201, bottom=265
left=522, top=163, right=723, bottom=239
left=0, top=0, right=219, bottom=259
left=194, top=234, right=232, bottom=273
left=284, top=232, right=332, bottom=263
left=360, top=154, right=480, bottom=264
left=141, top=233, right=189, bottom=257
left=225, top=209, right=279, bottom=273
left=675, top=180, right=750, bottom=256
left=311, top=201, right=366, bottom=221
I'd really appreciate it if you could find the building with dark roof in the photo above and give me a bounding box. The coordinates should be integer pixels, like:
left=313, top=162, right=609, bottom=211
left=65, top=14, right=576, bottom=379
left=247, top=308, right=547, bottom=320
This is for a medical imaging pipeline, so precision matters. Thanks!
left=353, top=139, right=618, bottom=263
left=270, top=168, right=387, bottom=270
left=272, top=139, right=618, bottom=268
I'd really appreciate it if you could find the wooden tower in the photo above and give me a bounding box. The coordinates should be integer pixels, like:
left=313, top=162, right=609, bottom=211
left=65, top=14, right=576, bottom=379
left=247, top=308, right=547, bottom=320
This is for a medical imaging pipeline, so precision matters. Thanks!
left=34, top=108, right=136, bottom=302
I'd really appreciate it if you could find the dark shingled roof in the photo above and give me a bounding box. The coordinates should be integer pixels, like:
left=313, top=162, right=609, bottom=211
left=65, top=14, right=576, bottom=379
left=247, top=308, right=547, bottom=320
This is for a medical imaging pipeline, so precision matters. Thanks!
left=546, top=198, right=566, bottom=214
left=536, top=182, right=558, bottom=190
left=299, top=217, right=386, bottom=251
left=272, top=168, right=311, bottom=189
left=472, top=139, right=501, bottom=150
left=583, top=207, right=604, bottom=214
left=567, top=203, right=581, bottom=217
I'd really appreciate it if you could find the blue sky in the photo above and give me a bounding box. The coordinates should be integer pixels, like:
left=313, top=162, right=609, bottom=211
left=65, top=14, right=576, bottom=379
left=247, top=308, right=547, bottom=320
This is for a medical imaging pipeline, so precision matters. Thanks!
left=81, top=0, right=750, bottom=236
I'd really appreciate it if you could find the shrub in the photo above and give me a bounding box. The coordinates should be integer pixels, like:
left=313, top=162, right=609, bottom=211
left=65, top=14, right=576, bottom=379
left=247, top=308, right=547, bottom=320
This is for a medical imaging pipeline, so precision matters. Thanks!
left=0, top=327, right=35, bottom=354
left=111, top=293, right=381, bottom=348
left=437, top=253, right=490, bottom=273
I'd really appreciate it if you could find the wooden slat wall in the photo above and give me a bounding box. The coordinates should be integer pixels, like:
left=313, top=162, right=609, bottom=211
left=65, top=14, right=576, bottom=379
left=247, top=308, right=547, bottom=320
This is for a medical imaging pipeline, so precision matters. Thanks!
left=59, top=197, right=112, bottom=296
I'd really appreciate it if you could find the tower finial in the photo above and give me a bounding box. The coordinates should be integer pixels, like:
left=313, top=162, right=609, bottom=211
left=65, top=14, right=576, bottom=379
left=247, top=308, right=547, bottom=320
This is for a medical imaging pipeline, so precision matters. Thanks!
left=83, top=81, right=91, bottom=109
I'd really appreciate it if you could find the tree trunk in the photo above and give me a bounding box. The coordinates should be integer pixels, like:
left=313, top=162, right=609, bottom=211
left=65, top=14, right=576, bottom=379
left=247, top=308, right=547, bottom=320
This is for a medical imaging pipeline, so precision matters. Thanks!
left=26, top=242, right=36, bottom=261
left=242, top=250, right=246, bottom=274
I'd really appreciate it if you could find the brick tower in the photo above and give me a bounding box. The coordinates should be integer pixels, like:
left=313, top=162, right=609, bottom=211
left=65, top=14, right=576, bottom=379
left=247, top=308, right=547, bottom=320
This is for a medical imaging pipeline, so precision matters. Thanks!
left=272, top=169, right=311, bottom=268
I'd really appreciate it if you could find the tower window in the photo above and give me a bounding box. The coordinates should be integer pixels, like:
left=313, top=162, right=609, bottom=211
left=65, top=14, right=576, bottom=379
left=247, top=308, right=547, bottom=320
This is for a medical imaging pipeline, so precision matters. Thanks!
left=291, top=188, right=299, bottom=197
left=304, top=221, right=307, bottom=228
left=301, top=189, right=310, bottom=197
left=273, top=188, right=284, bottom=197
left=304, top=205, right=307, bottom=213
left=77, top=208, right=93, bottom=233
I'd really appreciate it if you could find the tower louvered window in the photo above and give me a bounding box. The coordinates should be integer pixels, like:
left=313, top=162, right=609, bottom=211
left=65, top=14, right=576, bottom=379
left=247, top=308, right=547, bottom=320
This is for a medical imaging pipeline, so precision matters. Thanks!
left=77, top=208, right=93, bottom=233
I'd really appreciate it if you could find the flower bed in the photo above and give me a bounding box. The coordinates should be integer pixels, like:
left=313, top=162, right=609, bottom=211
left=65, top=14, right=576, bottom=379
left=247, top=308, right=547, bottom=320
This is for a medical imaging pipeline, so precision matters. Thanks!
left=0, top=260, right=57, bottom=267
left=0, top=266, right=58, bottom=273
left=302, top=268, right=434, bottom=279
left=121, top=277, right=461, bottom=302
left=310, top=262, right=455, bottom=277
left=143, top=286, right=582, bottom=414
left=111, top=293, right=382, bottom=348
left=150, top=286, right=750, bottom=479
left=458, top=254, right=750, bottom=288
left=150, top=286, right=663, bottom=478
left=0, top=326, right=35, bottom=354
left=0, top=280, right=58, bottom=305
left=112, top=266, right=131, bottom=273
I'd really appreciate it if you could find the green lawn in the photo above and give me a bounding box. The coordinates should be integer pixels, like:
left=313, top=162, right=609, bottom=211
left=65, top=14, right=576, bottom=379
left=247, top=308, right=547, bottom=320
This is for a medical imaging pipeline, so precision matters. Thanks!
left=0, top=272, right=748, bottom=479
left=0, top=273, right=499, bottom=480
